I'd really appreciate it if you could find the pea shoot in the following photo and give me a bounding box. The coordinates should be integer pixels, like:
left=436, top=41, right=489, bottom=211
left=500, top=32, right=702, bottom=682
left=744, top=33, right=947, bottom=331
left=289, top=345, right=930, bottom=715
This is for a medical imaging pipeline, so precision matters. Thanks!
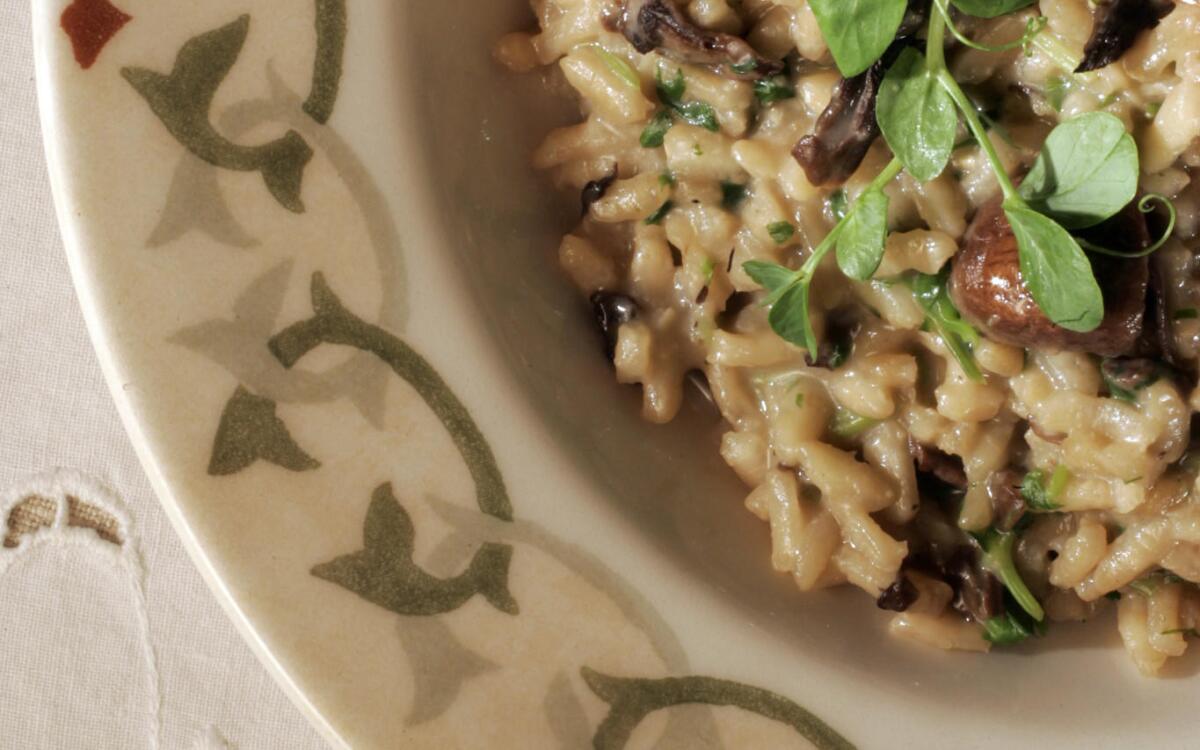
left=743, top=0, right=1176, bottom=358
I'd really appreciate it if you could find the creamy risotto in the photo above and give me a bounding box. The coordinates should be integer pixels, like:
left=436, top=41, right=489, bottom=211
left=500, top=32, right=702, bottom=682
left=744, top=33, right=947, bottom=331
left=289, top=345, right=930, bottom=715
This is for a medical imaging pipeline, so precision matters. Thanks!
left=497, top=0, right=1200, bottom=674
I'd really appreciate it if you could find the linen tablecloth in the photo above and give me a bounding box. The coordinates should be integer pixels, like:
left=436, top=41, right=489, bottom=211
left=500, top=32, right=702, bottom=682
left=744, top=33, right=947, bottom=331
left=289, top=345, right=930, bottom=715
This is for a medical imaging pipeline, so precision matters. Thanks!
left=1, top=4, right=327, bottom=747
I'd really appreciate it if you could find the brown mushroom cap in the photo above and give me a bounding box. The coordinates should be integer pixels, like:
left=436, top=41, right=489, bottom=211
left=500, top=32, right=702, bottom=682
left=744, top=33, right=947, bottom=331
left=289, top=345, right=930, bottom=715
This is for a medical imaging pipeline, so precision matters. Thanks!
left=617, top=0, right=781, bottom=80
left=949, top=196, right=1150, bottom=357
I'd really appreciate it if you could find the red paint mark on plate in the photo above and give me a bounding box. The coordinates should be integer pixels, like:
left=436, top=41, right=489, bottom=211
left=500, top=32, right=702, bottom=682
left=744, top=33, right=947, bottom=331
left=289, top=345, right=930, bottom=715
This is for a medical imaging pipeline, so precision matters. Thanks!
left=60, top=0, right=132, bottom=70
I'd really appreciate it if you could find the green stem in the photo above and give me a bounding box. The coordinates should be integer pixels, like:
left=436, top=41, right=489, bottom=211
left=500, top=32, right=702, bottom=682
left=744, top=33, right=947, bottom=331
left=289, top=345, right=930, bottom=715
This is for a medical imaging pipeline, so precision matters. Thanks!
left=933, top=0, right=1046, bottom=54
left=1030, top=28, right=1080, bottom=72
left=936, top=69, right=1022, bottom=204
left=926, top=5, right=947, bottom=71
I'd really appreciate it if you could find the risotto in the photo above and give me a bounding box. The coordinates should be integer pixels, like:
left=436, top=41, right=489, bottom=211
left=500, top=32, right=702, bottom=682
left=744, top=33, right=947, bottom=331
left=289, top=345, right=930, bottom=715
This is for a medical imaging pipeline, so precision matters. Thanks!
left=497, top=0, right=1200, bottom=674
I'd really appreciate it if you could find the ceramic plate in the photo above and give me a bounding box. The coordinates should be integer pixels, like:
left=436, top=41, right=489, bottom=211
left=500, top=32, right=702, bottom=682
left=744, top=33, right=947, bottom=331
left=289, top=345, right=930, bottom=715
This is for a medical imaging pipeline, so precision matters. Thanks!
left=33, top=1, right=1199, bottom=748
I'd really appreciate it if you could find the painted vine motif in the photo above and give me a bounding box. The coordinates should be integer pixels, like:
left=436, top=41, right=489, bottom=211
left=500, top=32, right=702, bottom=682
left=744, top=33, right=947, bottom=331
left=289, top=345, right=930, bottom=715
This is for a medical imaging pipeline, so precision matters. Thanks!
left=109, top=8, right=855, bottom=748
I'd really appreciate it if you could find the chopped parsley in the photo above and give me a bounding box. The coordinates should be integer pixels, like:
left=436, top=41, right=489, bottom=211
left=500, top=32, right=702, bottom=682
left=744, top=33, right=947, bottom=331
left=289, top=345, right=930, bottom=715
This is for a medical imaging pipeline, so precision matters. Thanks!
left=767, top=221, right=796, bottom=244
left=644, top=200, right=675, bottom=225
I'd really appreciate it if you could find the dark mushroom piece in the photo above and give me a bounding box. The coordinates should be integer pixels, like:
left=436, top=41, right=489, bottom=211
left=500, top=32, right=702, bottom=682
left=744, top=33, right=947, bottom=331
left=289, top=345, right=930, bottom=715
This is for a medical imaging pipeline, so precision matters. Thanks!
left=791, top=1, right=928, bottom=186
left=909, top=437, right=968, bottom=490
left=792, top=61, right=888, bottom=187
left=581, top=163, right=619, bottom=217
left=877, top=575, right=919, bottom=611
left=591, top=292, right=639, bottom=360
left=949, top=196, right=1151, bottom=357
left=945, top=546, right=1006, bottom=623
left=616, top=0, right=782, bottom=80
left=1076, top=0, right=1175, bottom=74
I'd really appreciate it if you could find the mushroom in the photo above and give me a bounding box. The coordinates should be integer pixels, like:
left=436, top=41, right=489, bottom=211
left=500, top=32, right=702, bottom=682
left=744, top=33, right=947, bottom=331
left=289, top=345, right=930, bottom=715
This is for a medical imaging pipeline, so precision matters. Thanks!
left=616, top=0, right=781, bottom=80
left=949, top=197, right=1151, bottom=357
left=791, top=1, right=928, bottom=186
left=1076, top=0, right=1175, bottom=74
left=909, top=437, right=968, bottom=490
left=591, top=292, right=639, bottom=360
left=792, top=60, right=888, bottom=186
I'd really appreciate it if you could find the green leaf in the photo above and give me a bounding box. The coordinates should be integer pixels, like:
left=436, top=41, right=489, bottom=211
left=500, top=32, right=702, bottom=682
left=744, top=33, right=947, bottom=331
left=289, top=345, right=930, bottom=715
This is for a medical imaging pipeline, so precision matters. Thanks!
left=655, top=68, right=720, bottom=132
left=768, top=282, right=816, bottom=352
left=1004, top=204, right=1103, bottom=332
left=1018, top=112, right=1139, bottom=229
left=656, top=68, right=686, bottom=104
left=767, top=221, right=796, bottom=244
left=754, top=76, right=796, bottom=105
left=742, top=260, right=796, bottom=294
left=876, top=47, right=957, bottom=182
left=721, top=182, right=748, bottom=211
left=640, top=110, right=673, bottom=148
left=1019, top=469, right=1063, bottom=511
left=675, top=100, right=719, bottom=131
left=950, top=0, right=1036, bottom=18
left=976, top=529, right=1045, bottom=621
left=907, top=270, right=983, bottom=381
left=983, top=611, right=1032, bottom=645
left=808, top=0, right=908, bottom=77
left=836, top=188, right=889, bottom=280
left=644, top=200, right=675, bottom=225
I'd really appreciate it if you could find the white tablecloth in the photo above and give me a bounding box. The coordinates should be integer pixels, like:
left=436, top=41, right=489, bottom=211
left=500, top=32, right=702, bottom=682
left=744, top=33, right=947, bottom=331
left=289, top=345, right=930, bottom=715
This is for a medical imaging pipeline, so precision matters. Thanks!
left=0, top=5, right=326, bottom=748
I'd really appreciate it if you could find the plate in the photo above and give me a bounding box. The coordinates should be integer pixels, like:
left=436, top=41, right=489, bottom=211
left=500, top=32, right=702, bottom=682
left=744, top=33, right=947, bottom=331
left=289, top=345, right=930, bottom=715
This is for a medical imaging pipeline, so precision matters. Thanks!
left=32, top=1, right=1197, bottom=747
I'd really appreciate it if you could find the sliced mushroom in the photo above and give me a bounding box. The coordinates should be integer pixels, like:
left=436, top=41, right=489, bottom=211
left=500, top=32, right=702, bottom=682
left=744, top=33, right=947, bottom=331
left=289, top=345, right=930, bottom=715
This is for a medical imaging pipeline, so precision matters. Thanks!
left=792, top=61, right=887, bottom=187
left=949, top=197, right=1151, bottom=357
left=591, top=292, right=639, bottom=359
left=909, top=437, right=968, bottom=490
left=581, top=163, right=619, bottom=217
left=1076, top=0, right=1175, bottom=74
left=617, top=0, right=781, bottom=80
left=791, top=2, right=927, bottom=186
left=876, top=575, right=919, bottom=611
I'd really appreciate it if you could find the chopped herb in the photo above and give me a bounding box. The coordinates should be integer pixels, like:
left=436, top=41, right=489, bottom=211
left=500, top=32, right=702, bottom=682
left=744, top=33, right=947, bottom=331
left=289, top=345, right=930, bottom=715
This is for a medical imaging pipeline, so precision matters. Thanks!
left=645, top=200, right=675, bottom=225
left=656, top=68, right=687, bottom=103
left=1175, top=308, right=1199, bottom=320
left=656, top=68, right=719, bottom=132
left=693, top=143, right=704, bottom=156
left=754, top=76, right=796, bottom=105
left=658, top=171, right=676, bottom=187
left=983, top=611, right=1033, bottom=645
left=830, top=406, right=878, bottom=440
left=1146, top=101, right=1163, bottom=118
left=1161, top=628, right=1200, bottom=638
left=795, top=393, right=806, bottom=408
left=828, top=189, right=850, bottom=221
left=729, top=59, right=760, bottom=76
left=700, top=257, right=716, bottom=283
left=1019, top=467, right=1066, bottom=511
left=640, top=110, right=673, bottom=148
left=721, top=182, right=748, bottom=211
left=768, top=221, right=796, bottom=244
left=1101, top=358, right=1160, bottom=403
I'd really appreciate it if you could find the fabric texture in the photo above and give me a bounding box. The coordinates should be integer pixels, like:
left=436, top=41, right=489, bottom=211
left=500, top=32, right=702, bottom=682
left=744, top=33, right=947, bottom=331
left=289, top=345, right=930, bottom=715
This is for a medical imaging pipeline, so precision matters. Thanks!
left=0, top=4, right=327, bottom=748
